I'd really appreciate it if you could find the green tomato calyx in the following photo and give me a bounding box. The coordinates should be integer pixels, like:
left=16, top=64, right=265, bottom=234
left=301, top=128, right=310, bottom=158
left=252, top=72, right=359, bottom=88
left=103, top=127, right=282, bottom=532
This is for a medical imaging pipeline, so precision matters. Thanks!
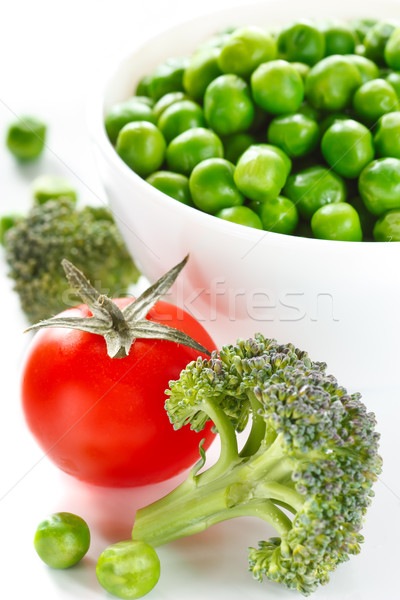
left=25, top=256, right=211, bottom=359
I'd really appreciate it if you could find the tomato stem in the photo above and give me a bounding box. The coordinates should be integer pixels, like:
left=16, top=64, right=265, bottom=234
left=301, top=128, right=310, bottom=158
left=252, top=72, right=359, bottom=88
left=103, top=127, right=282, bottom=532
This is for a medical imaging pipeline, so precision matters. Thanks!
left=25, top=256, right=212, bottom=359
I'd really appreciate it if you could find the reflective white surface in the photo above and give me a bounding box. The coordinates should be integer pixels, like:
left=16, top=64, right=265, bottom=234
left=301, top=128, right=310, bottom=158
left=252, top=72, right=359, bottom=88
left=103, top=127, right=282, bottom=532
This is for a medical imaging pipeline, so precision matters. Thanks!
left=0, top=1, right=399, bottom=599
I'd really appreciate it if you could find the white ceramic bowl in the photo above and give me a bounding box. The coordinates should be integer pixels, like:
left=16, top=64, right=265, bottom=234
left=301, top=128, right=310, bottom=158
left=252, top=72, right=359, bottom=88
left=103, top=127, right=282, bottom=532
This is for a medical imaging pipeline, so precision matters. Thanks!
left=89, top=0, right=400, bottom=392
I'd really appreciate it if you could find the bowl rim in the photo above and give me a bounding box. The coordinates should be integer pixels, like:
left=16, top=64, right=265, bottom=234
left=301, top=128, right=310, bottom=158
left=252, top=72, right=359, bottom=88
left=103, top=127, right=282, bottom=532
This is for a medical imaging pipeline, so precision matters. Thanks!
left=88, top=0, right=400, bottom=251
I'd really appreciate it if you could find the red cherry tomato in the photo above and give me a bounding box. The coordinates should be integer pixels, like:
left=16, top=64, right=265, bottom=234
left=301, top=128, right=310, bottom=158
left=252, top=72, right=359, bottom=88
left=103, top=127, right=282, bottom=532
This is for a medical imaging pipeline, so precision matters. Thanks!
left=21, top=298, right=216, bottom=487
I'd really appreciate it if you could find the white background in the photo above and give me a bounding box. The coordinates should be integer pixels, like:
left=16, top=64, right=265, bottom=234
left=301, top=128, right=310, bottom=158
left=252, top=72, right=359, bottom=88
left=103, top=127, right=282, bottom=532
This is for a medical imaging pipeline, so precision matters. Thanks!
left=0, top=1, right=399, bottom=599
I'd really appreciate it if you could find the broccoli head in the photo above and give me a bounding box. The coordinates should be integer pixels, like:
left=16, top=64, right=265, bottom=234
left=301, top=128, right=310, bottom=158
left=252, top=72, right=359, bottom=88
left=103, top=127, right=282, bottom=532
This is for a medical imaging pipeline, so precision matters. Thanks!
left=3, top=198, right=140, bottom=323
left=131, top=334, right=382, bottom=596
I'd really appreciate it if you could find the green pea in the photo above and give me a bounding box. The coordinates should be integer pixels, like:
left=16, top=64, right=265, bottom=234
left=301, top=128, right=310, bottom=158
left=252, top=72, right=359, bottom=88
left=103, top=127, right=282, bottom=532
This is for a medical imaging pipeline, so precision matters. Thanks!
left=116, top=121, right=166, bottom=178
left=321, top=119, right=375, bottom=178
left=135, top=74, right=152, bottom=97
left=345, top=54, right=380, bottom=83
left=189, top=158, right=244, bottom=213
left=291, top=62, right=311, bottom=81
left=34, top=512, right=90, bottom=569
left=223, top=132, right=257, bottom=164
left=0, top=214, right=22, bottom=245
left=251, top=59, right=304, bottom=115
left=204, top=74, right=255, bottom=136
left=320, top=20, right=357, bottom=56
left=6, top=116, right=46, bottom=161
left=353, top=78, right=398, bottom=123
left=267, top=113, right=319, bottom=158
left=258, top=195, right=299, bottom=234
left=385, top=71, right=400, bottom=97
left=96, top=540, right=160, bottom=600
left=158, top=100, right=205, bottom=143
left=364, top=20, right=399, bottom=64
left=359, top=157, right=400, bottom=215
left=166, top=127, right=224, bottom=175
left=153, top=91, right=189, bottom=120
left=105, top=98, right=156, bottom=144
left=149, top=57, right=188, bottom=101
left=234, top=144, right=288, bottom=202
left=311, top=202, right=363, bottom=241
left=373, top=209, right=400, bottom=240
left=319, top=112, right=349, bottom=136
left=374, top=111, right=400, bottom=158
left=32, top=175, right=77, bottom=205
left=385, top=28, right=400, bottom=70
left=262, top=143, right=292, bottom=177
left=277, top=20, right=325, bottom=66
left=146, top=170, right=192, bottom=205
left=218, top=26, right=277, bottom=77
left=284, top=165, right=346, bottom=219
left=183, top=47, right=222, bottom=100
left=216, top=205, right=263, bottom=229
left=305, top=55, right=362, bottom=111
left=350, top=19, right=378, bottom=44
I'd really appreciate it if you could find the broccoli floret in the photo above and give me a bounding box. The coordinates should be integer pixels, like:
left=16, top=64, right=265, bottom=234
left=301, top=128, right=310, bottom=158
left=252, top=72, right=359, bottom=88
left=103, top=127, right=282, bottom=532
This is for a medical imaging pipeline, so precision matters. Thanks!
left=3, top=198, right=140, bottom=323
left=131, top=334, right=382, bottom=596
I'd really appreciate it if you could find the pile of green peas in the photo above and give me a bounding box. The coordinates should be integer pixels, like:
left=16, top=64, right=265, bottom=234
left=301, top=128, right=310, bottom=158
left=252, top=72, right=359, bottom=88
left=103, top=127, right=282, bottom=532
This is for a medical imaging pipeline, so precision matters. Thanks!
left=105, top=18, right=400, bottom=242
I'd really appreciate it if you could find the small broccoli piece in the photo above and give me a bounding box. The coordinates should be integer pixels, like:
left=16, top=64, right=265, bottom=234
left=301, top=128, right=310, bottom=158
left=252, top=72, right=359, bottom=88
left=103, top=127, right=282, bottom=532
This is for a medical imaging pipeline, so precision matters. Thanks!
left=3, top=198, right=140, bottom=323
left=131, top=334, right=382, bottom=596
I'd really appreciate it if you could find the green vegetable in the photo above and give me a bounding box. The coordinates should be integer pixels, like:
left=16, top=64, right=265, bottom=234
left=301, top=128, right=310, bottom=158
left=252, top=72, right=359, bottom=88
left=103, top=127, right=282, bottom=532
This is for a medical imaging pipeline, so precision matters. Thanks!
left=359, top=157, right=400, bottom=215
left=116, top=121, right=166, bottom=177
left=374, top=111, right=400, bottom=157
left=6, top=116, right=46, bottom=160
left=96, top=540, right=160, bottom=600
left=189, top=158, right=244, bottom=213
left=130, top=335, right=381, bottom=596
left=385, top=71, right=400, bottom=97
left=204, top=74, right=255, bottom=136
left=305, top=55, right=362, bottom=111
left=146, top=171, right=192, bottom=205
left=148, top=57, right=188, bottom=100
left=34, top=512, right=90, bottom=569
left=284, top=165, right=346, bottom=219
left=2, top=197, right=139, bottom=323
left=373, top=209, right=400, bottom=240
left=320, top=20, right=357, bottom=56
left=183, top=47, right=222, bottom=100
left=32, top=174, right=77, bottom=205
left=385, top=27, right=400, bottom=69
left=251, top=59, right=304, bottom=115
left=153, top=91, right=189, bottom=120
left=215, top=205, right=263, bottom=229
left=218, top=26, right=277, bottom=77
left=363, top=20, right=398, bottom=63
left=345, top=54, right=380, bottom=83
left=105, top=98, right=156, bottom=144
left=0, top=214, right=22, bottom=246
left=267, top=113, right=319, bottom=158
left=158, top=99, right=205, bottom=143
left=258, top=195, right=299, bottom=234
left=135, top=74, right=152, bottom=97
left=277, top=20, right=325, bottom=65
left=321, top=118, right=375, bottom=178
left=353, top=78, right=398, bottom=123
left=311, top=202, right=363, bottom=241
left=166, top=127, right=224, bottom=175
left=234, top=144, right=289, bottom=202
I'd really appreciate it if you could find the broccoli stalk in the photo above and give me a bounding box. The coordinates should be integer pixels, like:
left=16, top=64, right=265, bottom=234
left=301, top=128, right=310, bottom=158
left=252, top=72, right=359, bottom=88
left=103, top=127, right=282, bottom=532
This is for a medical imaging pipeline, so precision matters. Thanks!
left=131, top=335, right=382, bottom=595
